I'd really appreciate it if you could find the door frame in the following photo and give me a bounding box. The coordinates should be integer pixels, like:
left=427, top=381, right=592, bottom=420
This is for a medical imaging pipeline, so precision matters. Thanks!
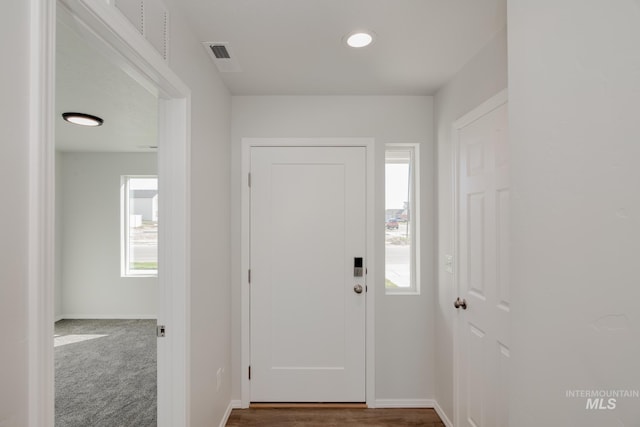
left=29, top=1, right=191, bottom=426
left=240, top=138, right=376, bottom=408
left=451, top=89, right=508, bottom=426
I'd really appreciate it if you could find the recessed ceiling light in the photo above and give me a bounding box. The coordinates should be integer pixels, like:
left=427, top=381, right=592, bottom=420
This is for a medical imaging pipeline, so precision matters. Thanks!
left=62, top=112, right=104, bottom=127
left=346, top=31, right=374, bottom=48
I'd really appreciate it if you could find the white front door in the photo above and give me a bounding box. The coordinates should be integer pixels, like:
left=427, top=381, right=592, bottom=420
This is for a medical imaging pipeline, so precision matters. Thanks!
left=455, top=93, right=510, bottom=426
left=250, top=146, right=366, bottom=402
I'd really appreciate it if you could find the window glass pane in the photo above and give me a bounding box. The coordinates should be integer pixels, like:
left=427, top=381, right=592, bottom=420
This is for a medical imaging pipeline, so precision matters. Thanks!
left=126, top=177, right=158, bottom=275
left=385, top=150, right=412, bottom=290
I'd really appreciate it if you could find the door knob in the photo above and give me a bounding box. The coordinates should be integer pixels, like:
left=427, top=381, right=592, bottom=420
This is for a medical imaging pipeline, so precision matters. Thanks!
left=354, top=284, right=364, bottom=294
left=454, top=297, right=467, bottom=310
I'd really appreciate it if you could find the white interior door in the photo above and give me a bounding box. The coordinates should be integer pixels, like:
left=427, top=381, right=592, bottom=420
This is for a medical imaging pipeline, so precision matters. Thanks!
left=455, top=96, right=509, bottom=426
left=250, top=146, right=366, bottom=402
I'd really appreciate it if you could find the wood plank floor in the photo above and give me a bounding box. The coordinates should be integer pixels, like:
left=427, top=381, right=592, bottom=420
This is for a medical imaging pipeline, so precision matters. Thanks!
left=225, top=407, right=446, bottom=426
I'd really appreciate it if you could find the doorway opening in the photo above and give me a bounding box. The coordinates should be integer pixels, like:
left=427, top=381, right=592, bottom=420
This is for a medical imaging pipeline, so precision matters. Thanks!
left=54, top=15, right=160, bottom=424
left=30, top=1, right=191, bottom=426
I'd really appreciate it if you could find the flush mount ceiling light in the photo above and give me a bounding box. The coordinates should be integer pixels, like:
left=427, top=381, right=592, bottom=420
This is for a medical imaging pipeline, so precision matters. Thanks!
left=62, top=112, right=104, bottom=127
left=345, top=31, right=374, bottom=48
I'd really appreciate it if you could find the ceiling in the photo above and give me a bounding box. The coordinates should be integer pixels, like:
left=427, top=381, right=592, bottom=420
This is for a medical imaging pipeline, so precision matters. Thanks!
left=55, top=21, right=158, bottom=152
left=172, top=0, right=506, bottom=95
left=55, top=0, right=506, bottom=151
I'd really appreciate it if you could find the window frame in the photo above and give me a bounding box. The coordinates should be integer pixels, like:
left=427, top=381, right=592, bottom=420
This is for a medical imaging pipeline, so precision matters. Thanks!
left=121, top=175, right=158, bottom=278
left=384, top=143, right=420, bottom=295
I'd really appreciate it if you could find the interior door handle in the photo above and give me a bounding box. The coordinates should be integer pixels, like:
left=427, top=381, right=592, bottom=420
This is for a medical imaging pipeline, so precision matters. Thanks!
left=454, top=297, right=467, bottom=310
left=354, top=284, right=364, bottom=294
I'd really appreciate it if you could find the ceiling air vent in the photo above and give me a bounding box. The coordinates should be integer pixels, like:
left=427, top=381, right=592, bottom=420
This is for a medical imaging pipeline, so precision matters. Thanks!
left=202, top=42, right=242, bottom=72
left=210, top=45, right=230, bottom=59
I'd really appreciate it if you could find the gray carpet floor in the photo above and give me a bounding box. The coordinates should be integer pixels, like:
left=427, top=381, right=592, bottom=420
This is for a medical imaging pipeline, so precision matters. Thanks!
left=55, top=319, right=157, bottom=427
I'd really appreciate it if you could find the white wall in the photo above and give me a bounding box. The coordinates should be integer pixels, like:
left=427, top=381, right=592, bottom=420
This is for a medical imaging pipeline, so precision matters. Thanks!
left=162, top=1, right=233, bottom=425
left=57, top=152, right=157, bottom=318
left=508, top=2, right=640, bottom=425
left=0, top=2, right=29, bottom=425
left=230, top=96, right=435, bottom=402
left=434, top=27, right=507, bottom=421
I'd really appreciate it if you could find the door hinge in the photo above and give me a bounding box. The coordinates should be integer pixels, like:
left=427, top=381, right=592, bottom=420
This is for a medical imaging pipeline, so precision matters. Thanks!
left=157, top=325, right=166, bottom=337
left=248, top=173, right=251, bottom=187
left=248, top=365, right=251, bottom=380
left=248, top=269, right=251, bottom=283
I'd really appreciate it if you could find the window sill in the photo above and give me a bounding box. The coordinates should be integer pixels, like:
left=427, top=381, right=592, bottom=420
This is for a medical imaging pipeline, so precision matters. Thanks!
left=121, top=273, right=158, bottom=278
left=385, top=289, right=420, bottom=296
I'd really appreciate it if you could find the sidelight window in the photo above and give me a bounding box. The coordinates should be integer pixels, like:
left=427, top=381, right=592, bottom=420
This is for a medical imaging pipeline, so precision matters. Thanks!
left=385, top=145, right=419, bottom=294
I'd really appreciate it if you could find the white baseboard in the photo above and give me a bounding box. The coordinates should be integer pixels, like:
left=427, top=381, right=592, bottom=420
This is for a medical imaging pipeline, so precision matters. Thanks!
left=219, top=400, right=242, bottom=427
left=60, top=314, right=158, bottom=320
left=433, top=400, right=453, bottom=427
left=219, top=401, right=233, bottom=427
left=374, top=399, right=435, bottom=408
